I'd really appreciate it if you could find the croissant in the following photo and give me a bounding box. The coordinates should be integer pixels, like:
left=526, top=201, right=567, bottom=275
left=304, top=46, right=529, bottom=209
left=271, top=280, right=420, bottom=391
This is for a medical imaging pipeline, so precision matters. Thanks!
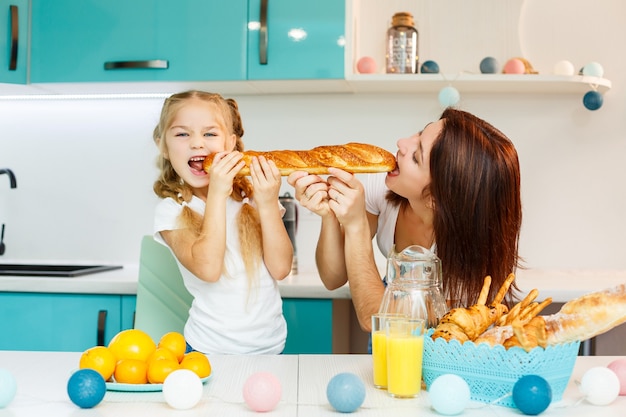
left=503, top=316, right=548, bottom=351
left=432, top=274, right=514, bottom=342
left=202, top=142, right=397, bottom=176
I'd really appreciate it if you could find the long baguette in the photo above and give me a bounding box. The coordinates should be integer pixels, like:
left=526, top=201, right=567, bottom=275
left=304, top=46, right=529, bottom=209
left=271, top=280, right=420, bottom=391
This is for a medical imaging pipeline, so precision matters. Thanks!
left=202, top=142, right=397, bottom=176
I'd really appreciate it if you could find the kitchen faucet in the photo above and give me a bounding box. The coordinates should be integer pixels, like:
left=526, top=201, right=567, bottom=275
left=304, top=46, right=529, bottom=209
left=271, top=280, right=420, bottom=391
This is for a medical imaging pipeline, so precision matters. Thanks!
left=0, top=168, right=17, bottom=188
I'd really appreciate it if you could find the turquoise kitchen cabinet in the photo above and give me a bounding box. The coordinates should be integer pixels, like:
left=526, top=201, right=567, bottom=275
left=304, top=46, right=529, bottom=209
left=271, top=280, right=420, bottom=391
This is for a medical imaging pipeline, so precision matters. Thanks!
left=0, top=293, right=136, bottom=351
left=282, top=298, right=333, bottom=354
left=247, top=0, right=344, bottom=80
left=30, top=0, right=247, bottom=83
left=0, top=0, right=28, bottom=84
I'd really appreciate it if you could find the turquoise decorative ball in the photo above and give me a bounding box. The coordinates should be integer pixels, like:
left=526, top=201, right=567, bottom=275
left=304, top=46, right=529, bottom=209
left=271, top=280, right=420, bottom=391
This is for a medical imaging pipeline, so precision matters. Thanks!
left=420, top=60, right=440, bottom=74
left=67, top=369, right=106, bottom=409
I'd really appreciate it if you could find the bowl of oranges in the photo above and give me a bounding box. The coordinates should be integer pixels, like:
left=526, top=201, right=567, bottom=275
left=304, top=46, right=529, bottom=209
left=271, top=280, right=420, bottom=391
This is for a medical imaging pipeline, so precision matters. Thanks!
left=78, top=329, right=212, bottom=392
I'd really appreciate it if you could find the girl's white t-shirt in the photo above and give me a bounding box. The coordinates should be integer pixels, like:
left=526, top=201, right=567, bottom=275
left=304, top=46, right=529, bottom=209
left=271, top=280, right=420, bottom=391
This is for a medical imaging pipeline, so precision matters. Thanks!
left=153, top=195, right=287, bottom=355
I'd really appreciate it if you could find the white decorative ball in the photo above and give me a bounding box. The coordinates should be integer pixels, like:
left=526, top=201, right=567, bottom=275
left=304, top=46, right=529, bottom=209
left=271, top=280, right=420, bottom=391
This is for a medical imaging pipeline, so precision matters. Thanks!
left=163, top=369, right=203, bottom=410
left=429, top=374, right=470, bottom=415
left=580, top=366, right=620, bottom=406
left=553, top=60, right=575, bottom=76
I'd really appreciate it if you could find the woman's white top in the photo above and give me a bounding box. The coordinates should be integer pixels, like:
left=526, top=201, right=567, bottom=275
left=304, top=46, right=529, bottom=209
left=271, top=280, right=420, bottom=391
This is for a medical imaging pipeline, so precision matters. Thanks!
left=154, top=195, right=287, bottom=355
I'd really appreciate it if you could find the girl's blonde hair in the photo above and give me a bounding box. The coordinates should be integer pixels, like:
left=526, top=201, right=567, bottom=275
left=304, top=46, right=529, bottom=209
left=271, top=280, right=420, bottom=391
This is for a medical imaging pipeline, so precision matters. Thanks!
left=152, top=90, right=263, bottom=284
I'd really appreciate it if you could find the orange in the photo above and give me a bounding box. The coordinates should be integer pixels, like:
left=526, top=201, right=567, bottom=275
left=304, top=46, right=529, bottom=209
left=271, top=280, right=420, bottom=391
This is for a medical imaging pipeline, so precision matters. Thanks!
left=79, top=346, right=116, bottom=381
left=180, top=353, right=211, bottom=378
left=147, top=347, right=177, bottom=364
left=108, top=329, right=156, bottom=362
left=157, top=332, right=187, bottom=363
left=147, top=358, right=180, bottom=384
left=114, top=358, right=148, bottom=384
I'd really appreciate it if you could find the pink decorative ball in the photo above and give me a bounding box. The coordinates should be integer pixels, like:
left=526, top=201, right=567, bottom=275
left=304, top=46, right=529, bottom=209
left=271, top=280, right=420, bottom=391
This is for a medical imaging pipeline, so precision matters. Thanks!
left=503, top=58, right=525, bottom=74
left=356, top=56, right=377, bottom=74
left=243, top=372, right=282, bottom=412
left=607, top=359, right=626, bottom=395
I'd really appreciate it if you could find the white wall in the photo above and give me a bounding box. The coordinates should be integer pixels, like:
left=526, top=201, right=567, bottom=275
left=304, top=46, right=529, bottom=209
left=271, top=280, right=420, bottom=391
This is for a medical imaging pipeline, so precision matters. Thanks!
left=1, top=0, right=625, bottom=273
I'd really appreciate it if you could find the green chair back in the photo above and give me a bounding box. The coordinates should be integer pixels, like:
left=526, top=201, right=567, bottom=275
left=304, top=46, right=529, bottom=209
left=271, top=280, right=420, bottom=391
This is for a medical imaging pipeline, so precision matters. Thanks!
left=134, top=235, right=192, bottom=342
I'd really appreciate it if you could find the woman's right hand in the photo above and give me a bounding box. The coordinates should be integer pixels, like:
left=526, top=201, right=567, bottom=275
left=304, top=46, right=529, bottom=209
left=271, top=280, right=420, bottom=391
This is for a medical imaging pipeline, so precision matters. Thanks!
left=287, top=171, right=332, bottom=217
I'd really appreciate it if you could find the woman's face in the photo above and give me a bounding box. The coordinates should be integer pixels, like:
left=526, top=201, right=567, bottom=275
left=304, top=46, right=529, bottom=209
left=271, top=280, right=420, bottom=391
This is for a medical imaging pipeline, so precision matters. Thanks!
left=386, top=120, right=443, bottom=204
left=163, top=98, right=236, bottom=192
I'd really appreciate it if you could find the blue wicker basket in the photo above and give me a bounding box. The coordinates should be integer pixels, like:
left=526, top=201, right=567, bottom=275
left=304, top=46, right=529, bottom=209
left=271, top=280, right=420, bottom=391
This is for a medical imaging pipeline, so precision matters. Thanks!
left=422, top=328, right=580, bottom=408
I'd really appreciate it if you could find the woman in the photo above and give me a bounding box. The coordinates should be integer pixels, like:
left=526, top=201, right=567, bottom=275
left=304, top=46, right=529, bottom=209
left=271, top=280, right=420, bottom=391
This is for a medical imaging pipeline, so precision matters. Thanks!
left=288, top=108, right=522, bottom=331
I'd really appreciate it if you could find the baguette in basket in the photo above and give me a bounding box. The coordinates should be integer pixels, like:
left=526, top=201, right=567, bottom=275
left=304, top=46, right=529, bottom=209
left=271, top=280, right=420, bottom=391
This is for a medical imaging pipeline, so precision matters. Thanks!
left=202, top=142, right=397, bottom=176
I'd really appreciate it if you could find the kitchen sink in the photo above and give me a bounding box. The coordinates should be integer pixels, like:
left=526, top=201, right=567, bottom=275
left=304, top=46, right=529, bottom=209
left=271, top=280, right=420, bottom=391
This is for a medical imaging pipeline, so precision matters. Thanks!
left=0, top=264, right=123, bottom=277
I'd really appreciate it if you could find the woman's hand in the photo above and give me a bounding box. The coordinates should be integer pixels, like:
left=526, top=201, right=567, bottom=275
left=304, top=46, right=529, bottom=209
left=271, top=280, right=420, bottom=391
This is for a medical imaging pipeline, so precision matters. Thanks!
left=287, top=171, right=332, bottom=217
left=207, top=151, right=244, bottom=198
left=249, top=156, right=281, bottom=206
left=326, top=168, right=367, bottom=231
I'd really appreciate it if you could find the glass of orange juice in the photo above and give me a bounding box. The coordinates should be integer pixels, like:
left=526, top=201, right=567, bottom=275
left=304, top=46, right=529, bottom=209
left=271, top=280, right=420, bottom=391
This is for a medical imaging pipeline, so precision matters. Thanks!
left=385, top=317, right=425, bottom=398
left=371, top=314, right=389, bottom=389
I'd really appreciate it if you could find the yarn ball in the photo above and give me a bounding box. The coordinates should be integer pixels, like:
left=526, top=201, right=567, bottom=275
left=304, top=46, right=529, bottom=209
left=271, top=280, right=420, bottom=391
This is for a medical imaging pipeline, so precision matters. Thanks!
left=326, top=372, right=365, bottom=413
left=583, top=91, right=603, bottom=111
left=0, top=369, right=17, bottom=408
left=66, top=369, right=106, bottom=409
left=479, top=57, right=499, bottom=74
left=438, top=86, right=460, bottom=108
left=243, top=372, right=282, bottom=412
left=553, top=60, right=575, bottom=76
left=607, top=359, right=626, bottom=395
left=503, top=58, right=525, bottom=74
left=162, top=369, right=203, bottom=410
left=428, top=374, right=470, bottom=415
left=512, top=375, right=552, bottom=415
left=356, top=57, right=377, bottom=74
left=582, top=61, right=604, bottom=78
left=580, top=366, right=620, bottom=406
left=420, top=60, right=440, bottom=74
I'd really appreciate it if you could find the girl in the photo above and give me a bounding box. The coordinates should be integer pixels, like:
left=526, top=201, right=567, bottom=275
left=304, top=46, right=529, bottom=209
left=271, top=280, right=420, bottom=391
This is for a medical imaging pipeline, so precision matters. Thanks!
left=152, top=90, right=292, bottom=354
left=289, top=108, right=522, bottom=332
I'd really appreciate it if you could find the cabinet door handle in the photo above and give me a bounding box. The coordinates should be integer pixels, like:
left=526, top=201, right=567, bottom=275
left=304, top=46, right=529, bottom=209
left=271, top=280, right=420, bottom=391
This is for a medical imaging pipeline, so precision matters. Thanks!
left=104, top=60, right=169, bottom=70
left=97, top=310, right=107, bottom=346
left=9, top=5, right=18, bottom=71
left=259, top=0, right=269, bottom=65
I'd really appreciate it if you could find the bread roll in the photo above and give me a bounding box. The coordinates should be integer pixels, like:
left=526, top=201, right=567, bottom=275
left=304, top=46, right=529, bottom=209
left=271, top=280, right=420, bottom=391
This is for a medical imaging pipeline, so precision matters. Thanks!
left=202, top=142, right=396, bottom=176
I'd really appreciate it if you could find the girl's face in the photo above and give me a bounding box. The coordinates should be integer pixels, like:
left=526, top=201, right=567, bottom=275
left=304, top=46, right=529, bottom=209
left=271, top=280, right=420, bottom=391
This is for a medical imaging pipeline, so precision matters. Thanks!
left=163, top=98, right=236, bottom=192
left=386, top=120, right=443, bottom=205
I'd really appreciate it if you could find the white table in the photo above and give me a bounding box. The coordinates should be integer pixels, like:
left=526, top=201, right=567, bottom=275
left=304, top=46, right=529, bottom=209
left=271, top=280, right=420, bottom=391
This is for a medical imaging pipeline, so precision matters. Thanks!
left=0, top=351, right=624, bottom=416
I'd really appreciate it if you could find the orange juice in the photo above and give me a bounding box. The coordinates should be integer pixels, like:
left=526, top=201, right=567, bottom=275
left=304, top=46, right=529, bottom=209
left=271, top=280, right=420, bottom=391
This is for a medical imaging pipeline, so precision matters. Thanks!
left=386, top=334, right=424, bottom=398
left=372, top=330, right=387, bottom=388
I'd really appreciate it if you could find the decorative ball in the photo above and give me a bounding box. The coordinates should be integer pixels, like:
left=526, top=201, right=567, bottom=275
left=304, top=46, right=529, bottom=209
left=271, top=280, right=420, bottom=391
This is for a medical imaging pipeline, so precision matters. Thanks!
left=326, top=372, right=365, bottom=413
left=428, top=374, right=470, bottom=415
left=512, top=375, right=552, bottom=415
left=553, top=60, right=575, bottom=76
left=438, top=86, right=460, bottom=108
left=243, top=372, right=282, bottom=412
left=479, top=56, right=499, bottom=74
left=580, top=366, right=620, bottom=406
left=420, top=60, right=440, bottom=74
left=583, top=91, right=603, bottom=111
left=582, top=61, right=604, bottom=78
left=356, top=57, right=377, bottom=74
left=607, top=359, right=626, bottom=395
left=163, top=369, right=203, bottom=410
left=503, top=58, right=525, bottom=74
left=0, top=369, right=17, bottom=408
left=67, top=369, right=106, bottom=409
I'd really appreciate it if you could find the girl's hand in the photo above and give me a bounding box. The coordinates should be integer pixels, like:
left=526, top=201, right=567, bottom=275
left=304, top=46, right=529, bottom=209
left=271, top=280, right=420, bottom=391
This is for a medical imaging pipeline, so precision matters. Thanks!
left=249, top=156, right=281, bottom=206
left=207, top=151, right=244, bottom=198
left=326, top=168, right=367, bottom=230
left=287, top=171, right=331, bottom=217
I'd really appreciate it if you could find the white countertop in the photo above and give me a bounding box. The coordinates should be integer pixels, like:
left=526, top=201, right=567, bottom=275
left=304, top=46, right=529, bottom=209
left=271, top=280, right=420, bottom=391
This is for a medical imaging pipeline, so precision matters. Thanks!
left=1, top=263, right=625, bottom=302
left=0, top=351, right=624, bottom=417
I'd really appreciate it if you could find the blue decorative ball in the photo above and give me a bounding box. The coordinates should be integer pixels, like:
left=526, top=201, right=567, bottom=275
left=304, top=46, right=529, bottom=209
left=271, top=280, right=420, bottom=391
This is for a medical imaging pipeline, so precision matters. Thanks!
left=326, top=373, right=365, bottom=413
left=438, top=86, right=460, bottom=108
left=479, top=56, right=499, bottom=74
left=0, top=369, right=17, bottom=408
left=67, top=369, right=106, bottom=409
left=512, top=375, right=552, bottom=415
left=583, top=91, right=603, bottom=111
left=420, top=60, right=440, bottom=74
